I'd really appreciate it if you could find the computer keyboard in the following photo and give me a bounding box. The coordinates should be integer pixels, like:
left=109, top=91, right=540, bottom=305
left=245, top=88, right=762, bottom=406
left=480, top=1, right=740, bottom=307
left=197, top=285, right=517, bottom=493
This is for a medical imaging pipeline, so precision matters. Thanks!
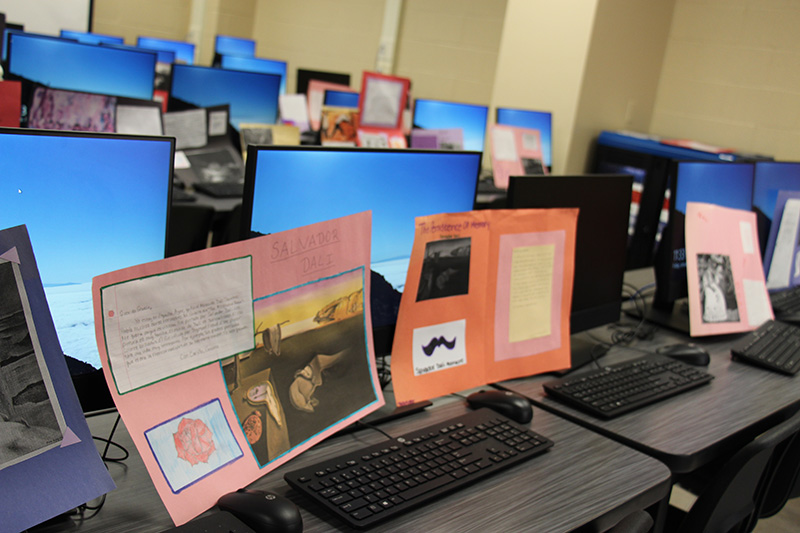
left=193, top=181, right=244, bottom=198
left=730, top=319, right=800, bottom=375
left=542, top=354, right=714, bottom=419
left=770, top=286, right=800, bottom=324
left=284, top=408, right=553, bottom=529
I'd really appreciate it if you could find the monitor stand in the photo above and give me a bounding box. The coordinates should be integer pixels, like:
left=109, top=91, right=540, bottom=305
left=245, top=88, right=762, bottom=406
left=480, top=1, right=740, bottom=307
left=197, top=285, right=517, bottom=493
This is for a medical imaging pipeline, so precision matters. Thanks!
left=642, top=298, right=690, bottom=334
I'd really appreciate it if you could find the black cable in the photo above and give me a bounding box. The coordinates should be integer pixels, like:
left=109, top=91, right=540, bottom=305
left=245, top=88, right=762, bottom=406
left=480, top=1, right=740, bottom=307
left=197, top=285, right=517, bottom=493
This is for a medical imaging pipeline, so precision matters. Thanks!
left=355, top=419, right=394, bottom=441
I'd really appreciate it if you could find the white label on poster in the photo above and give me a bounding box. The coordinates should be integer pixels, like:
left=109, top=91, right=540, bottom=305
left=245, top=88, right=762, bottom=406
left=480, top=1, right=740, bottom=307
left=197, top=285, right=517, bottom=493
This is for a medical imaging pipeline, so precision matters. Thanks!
left=739, top=221, right=754, bottom=255
left=743, top=279, right=772, bottom=327
left=521, top=132, right=540, bottom=151
left=208, top=110, right=228, bottom=136
left=509, top=245, right=554, bottom=342
left=412, top=319, right=466, bottom=376
left=492, top=128, right=517, bottom=161
left=102, top=257, right=254, bottom=394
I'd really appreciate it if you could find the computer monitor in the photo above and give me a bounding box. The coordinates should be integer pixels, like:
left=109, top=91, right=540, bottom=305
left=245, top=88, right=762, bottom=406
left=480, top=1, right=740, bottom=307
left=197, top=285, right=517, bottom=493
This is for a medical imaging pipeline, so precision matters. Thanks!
left=2, top=28, right=62, bottom=62
left=169, top=63, right=281, bottom=129
left=752, top=161, right=800, bottom=255
left=496, top=107, right=553, bottom=170
left=324, top=89, right=359, bottom=108
left=296, top=68, right=351, bottom=95
left=137, top=35, right=195, bottom=65
left=101, top=41, right=176, bottom=64
left=60, top=29, right=124, bottom=45
left=240, top=146, right=482, bottom=355
left=215, top=34, right=256, bottom=58
left=507, top=174, right=633, bottom=336
left=412, top=98, right=489, bottom=153
left=220, top=54, right=288, bottom=95
left=0, top=128, right=174, bottom=413
left=651, top=161, right=755, bottom=329
left=7, top=32, right=156, bottom=100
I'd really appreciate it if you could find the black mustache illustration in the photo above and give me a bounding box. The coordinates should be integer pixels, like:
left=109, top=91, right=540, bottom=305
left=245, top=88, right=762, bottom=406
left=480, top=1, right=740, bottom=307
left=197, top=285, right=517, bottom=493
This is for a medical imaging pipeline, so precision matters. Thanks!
left=422, top=336, right=457, bottom=356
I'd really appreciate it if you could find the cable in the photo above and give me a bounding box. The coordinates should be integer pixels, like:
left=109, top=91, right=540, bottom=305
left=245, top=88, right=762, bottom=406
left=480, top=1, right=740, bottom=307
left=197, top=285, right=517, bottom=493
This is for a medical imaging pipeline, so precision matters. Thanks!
left=355, top=419, right=395, bottom=441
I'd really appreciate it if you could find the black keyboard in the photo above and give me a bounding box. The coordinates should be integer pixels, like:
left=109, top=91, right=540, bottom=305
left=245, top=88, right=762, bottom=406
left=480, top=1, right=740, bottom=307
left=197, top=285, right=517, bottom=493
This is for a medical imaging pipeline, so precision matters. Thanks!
left=731, top=320, right=800, bottom=375
left=770, top=286, right=800, bottom=323
left=543, top=354, right=713, bottom=419
left=193, top=181, right=244, bottom=198
left=284, top=408, right=553, bottom=529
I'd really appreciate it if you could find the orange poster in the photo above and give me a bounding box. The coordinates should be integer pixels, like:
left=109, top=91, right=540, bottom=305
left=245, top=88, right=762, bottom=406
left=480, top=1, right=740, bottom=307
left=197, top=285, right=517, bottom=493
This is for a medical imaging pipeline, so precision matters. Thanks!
left=391, top=209, right=577, bottom=405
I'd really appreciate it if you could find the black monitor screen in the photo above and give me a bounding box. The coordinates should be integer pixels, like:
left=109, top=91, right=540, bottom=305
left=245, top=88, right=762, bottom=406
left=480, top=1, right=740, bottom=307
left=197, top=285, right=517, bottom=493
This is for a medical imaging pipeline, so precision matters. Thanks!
left=215, top=35, right=256, bottom=57
left=507, top=174, right=632, bottom=334
left=170, top=63, right=281, bottom=129
left=242, top=147, right=482, bottom=292
left=0, top=128, right=174, bottom=408
left=496, top=107, right=553, bottom=169
left=324, top=89, right=359, bottom=108
left=7, top=32, right=156, bottom=100
left=137, top=36, right=195, bottom=65
left=296, top=68, right=350, bottom=95
left=413, top=98, right=489, bottom=153
left=655, top=161, right=755, bottom=307
left=60, top=29, right=124, bottom=45
left=220, top=54, right=287, bottom=95
left=102, top=41, right=176, bottom=64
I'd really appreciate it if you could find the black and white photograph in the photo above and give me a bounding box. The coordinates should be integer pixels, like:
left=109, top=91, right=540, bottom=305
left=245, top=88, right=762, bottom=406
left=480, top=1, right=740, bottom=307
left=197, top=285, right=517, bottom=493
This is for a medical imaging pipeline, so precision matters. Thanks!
left=185, top=146, right=244, bottom=184
left=697, top=253, right=740, bottom=324
left=0, top=260, right=64, bottom=470
left=416, top=237, right=472, bottom=302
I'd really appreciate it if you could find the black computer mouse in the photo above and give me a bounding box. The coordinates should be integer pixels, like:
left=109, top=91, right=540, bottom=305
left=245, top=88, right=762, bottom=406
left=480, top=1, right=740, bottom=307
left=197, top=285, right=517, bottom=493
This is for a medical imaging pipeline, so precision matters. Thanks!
left=466, top=390, right=533, bottom=424
left=657, top=343, right=711, bottom=366
left=217, top=489, right=303, bottom=533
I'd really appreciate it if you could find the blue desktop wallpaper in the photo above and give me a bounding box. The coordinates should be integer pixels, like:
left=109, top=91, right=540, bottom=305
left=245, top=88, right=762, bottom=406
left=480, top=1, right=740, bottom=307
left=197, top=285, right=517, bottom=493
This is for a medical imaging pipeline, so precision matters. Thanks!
left=60, top=29, right=124, bottom=45
left=249, top=149, right=481, bottom=289
left=171, top=64, right=281, bottom=129
left=137, top=36, right=195, bottom=65
left=8, top=33, right=156, bottom=100
left=324, top=89, right=360, bottom=108
left=215, top=35, right=256, bottom=58
left=496, top=108, right=553, bottom=168
left=673, top=162, right=754, bottom=215
left=752, top=162, right=800, bottom=222
left=220, top=55, right=287, bottom=95
left=413, top=99, right=489, bottom=152
left=0, top=132, right=172, bottom=368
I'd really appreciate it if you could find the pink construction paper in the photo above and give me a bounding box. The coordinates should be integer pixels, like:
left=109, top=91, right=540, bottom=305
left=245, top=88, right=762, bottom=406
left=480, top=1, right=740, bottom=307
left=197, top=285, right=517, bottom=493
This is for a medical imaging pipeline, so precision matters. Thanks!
left=92, top=212, right=384, bottom=526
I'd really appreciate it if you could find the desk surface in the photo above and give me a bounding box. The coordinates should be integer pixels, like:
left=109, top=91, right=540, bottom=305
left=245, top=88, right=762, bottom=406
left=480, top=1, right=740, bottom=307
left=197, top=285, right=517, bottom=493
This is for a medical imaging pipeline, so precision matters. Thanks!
left=500, top=319, right=800, bottom=474
left=50, top=399, right=669, bottom=533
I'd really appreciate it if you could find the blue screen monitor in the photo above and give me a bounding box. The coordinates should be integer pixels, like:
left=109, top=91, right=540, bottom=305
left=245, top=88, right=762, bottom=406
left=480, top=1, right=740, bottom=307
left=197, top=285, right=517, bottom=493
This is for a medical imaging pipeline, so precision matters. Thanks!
left=137, top=36, right=195, bottom=65
left=412, top=98, right=489, bottom=153
left=324, top=89, right=359, bottom=108
left=653, top=161, right=755, bottom=312
left=215, top=35, right=256, bottom=58
left=752, top=161, right=800, bottom=251
left=220, top=54, right=287, bottom=95
left=496, top=107, right=553, bottom=169
left=60, top=29, right=124, bottom=45
left=242, top=147, right=482, bottom=292
left=102, top=41, right=176, bottom=64
left=7, top=32, right=156, bottom=100
left=3, top=28, right=63, bottom=62
left=0, top=128, right=174, bottom=409
left=170, top=64, right=281, bottom=129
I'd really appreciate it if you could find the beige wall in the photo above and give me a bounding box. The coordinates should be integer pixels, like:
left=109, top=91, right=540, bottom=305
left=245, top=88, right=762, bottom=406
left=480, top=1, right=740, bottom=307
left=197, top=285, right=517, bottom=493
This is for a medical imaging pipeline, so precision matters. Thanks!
left=569, top=0, right=675, bottom=173
left=651, top=0, right=800, bottom=161
left=490, top=0, right=599, bottom=174
left=93, top=0, right=191, bottom=48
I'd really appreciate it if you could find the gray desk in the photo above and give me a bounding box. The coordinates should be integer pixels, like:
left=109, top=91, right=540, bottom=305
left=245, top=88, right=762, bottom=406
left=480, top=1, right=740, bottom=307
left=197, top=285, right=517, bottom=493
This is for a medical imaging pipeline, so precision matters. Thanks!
left=46, top=400, right=670, bottom=533
left=499, top=313, right=800, bottom=475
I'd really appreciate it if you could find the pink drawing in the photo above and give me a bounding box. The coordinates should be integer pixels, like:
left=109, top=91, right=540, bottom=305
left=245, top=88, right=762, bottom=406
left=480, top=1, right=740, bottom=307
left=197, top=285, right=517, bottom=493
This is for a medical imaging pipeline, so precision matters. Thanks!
left=173, top=418, right=216, bottom=466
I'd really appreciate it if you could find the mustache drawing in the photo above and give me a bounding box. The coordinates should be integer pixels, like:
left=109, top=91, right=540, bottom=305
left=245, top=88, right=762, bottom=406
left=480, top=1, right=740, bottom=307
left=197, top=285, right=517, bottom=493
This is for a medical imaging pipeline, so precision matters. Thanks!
left=422, top=336, right=457, bottom=356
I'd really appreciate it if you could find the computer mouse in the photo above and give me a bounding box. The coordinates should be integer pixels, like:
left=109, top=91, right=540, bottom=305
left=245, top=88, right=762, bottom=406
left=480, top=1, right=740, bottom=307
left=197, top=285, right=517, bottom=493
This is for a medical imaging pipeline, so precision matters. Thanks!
left=657, top=343, right=711, bottom=366
left=217, top=489, right=303, bottom=533
left=466, top=390, right=533, bottom=424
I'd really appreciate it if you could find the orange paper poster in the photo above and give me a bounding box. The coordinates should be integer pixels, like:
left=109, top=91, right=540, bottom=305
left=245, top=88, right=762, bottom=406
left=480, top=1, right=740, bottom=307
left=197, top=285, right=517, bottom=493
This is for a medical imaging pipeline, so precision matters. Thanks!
left=391, top=209, right=577, bottom=405
left=491, top=124, right=547, bottom=189
left=91, top=212, right=384, bottom=526
left=685, top=202, right=773, bottom=336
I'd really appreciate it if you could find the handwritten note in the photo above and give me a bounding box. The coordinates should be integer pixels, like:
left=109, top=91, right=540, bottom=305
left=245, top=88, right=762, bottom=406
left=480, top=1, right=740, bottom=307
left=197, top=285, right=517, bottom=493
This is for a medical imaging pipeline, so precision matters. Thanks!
left=101, top=257, right=255, bottom=394
left=508, top=245, right=554, bottom=342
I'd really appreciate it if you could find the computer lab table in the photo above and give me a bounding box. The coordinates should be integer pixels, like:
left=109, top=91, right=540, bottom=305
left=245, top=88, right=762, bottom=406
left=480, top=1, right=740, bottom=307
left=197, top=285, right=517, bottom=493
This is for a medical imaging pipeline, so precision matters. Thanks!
left=37, top=398, right=670, bottom=533
left=498, top=323, right=800, bottom=476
